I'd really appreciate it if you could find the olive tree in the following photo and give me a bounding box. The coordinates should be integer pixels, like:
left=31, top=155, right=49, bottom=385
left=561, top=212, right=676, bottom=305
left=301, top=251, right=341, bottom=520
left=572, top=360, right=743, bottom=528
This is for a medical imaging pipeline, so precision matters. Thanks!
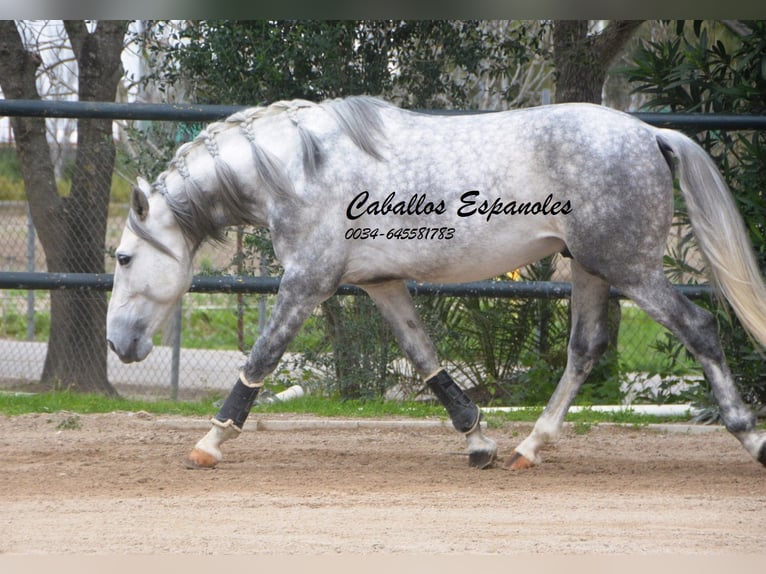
left=0, top=20, right=128, bottom=394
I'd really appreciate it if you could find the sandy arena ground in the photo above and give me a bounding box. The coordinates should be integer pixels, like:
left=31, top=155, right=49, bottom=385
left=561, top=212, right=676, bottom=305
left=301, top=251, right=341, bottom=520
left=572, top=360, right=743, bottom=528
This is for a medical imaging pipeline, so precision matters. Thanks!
left=0, top=411, right=764, bottom=556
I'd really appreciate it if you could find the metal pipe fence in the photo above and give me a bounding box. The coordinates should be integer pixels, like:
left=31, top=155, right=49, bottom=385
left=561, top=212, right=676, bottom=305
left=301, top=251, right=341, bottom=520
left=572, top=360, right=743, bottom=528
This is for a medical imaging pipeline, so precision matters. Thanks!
left=0, top=271, right=716, bottom=300
left=3, top=98, right=766, bottom=130
left=0, top=99, right=759, bottom=401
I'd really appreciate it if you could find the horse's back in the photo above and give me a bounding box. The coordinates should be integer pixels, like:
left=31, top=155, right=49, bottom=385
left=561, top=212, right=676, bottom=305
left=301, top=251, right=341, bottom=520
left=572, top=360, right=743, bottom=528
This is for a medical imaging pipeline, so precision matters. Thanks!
left=289, top=99, right=675, bottom=285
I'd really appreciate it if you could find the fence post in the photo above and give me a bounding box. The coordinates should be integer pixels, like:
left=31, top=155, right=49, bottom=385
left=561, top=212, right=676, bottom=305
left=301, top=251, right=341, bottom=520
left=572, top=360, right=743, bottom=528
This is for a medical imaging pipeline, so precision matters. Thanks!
left=170, top=299, right=182, bottom=400
left=26, top=205, right=35, bottom=340
left=258, top=258, right=268, bottom=335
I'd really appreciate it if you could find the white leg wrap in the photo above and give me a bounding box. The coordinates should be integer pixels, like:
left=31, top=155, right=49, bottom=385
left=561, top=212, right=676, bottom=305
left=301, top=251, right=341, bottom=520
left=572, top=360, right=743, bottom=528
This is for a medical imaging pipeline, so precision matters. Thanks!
left=239, top=370, right=263, bottom=388
left=193, top=418, right=242, bottom=463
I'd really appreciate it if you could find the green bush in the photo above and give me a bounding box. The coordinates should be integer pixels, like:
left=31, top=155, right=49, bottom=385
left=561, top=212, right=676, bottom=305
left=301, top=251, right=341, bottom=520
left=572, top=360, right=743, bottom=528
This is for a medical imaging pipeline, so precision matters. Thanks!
left=0, top=146, right=134, bottom=203
left=621, top=20, right=766, bottom=409
left=0, top=148, right=24, bottom=200
left=0, top=174, right=25, bottom=201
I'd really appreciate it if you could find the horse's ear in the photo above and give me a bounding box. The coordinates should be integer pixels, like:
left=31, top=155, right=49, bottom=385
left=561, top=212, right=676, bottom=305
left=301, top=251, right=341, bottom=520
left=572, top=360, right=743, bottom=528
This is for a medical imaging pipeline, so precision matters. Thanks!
left=131, top=183, right=150, bottom=221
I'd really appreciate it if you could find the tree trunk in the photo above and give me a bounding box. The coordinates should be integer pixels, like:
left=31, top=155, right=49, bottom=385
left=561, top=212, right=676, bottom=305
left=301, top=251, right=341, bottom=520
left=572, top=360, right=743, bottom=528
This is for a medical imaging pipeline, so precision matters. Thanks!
left=553, top=20, right=644, bottom=104
left=0, top=21, right=127, bottom=394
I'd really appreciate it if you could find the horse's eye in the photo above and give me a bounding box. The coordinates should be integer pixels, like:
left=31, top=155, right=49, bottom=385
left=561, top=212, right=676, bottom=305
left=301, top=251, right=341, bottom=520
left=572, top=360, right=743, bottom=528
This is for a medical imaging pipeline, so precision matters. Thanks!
left=116, top=253, right=133, bottom=267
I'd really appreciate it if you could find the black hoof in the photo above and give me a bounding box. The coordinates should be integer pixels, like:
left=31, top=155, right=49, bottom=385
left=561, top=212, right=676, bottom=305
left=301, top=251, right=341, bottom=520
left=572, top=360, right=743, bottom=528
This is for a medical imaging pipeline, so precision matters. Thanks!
left=758, top=442, right=766, bottom=467
left=468, top=449, right=496, bottom=469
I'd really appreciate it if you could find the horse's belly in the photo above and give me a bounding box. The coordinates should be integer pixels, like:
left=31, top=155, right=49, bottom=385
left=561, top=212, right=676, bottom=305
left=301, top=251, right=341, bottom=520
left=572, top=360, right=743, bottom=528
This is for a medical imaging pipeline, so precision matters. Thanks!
left=343, top=234, right=564, bottom=285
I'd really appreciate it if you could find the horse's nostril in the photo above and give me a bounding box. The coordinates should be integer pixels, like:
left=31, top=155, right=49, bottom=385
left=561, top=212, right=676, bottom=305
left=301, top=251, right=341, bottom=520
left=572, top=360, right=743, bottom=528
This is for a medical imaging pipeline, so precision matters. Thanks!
left=107, top=339, right=116, bottom=353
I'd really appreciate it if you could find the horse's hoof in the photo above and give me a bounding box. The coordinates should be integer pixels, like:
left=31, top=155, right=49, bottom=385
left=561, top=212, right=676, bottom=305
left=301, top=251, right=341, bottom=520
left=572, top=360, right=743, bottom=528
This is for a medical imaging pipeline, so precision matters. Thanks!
left=468, top=449, right=496, bottom=469
left=504, top=451, right=535, bottom=471
left=184, top=447, right=219, bottom=469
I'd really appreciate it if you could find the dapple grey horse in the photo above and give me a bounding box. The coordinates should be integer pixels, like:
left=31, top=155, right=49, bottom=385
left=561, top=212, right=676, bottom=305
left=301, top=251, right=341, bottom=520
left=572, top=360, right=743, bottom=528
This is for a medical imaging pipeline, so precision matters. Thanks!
left=106, top=96, right=766, bottom=471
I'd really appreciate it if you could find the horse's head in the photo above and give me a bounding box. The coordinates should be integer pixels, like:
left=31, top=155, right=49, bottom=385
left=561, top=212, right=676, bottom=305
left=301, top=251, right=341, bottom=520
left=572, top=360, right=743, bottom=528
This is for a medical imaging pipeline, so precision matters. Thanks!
left=106, top=178, right=194, bottom=363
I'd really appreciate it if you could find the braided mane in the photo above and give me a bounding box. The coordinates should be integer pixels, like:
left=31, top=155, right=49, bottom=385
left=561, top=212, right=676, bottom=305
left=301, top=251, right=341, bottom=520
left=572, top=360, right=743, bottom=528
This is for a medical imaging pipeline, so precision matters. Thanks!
left=138, top=96, right=391, bottom=251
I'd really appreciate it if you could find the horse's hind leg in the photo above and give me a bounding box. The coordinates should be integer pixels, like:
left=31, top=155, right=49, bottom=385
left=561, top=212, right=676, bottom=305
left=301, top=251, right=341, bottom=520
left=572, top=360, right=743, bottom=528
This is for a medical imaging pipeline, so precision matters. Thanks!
left=508, top=261, right=611, bottom=470
left=363, top=281, right=497, bottom=469
left=622, top=273, right=766, bottom=467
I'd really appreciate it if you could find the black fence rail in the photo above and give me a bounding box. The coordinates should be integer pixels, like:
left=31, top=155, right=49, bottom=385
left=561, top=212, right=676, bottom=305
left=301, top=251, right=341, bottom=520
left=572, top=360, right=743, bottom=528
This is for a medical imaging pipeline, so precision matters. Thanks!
left=3, top=98, right=766, bottom=129
left=0, top=271, right=716, bottom=301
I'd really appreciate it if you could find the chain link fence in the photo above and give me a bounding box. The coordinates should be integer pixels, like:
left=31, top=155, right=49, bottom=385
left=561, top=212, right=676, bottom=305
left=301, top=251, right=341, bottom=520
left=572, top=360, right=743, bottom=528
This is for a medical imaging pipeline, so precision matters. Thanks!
left=0, top=104, right=720, bottom=404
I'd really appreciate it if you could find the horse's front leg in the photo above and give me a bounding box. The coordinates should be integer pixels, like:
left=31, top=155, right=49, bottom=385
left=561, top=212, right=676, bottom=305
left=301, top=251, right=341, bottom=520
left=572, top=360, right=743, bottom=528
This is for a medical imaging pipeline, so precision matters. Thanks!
left=185, top=274, right=331, bottom=469
left=364, top=281, right=497, bottom=469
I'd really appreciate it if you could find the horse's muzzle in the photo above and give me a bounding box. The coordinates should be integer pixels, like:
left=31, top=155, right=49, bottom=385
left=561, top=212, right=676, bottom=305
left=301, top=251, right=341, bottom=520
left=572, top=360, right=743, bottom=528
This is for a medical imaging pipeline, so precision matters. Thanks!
left=106, top=317, right=153, bottom=363
left=107, top=335, right=153, bottom=363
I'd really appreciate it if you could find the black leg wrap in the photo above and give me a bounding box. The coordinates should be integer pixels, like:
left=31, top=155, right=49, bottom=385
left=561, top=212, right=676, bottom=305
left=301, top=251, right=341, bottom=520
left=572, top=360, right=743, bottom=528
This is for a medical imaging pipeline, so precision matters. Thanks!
left=758, top=442, right=766, bottom=467
left=427, top=370, right=480, bottom=434
left=214, top=377, right=261, bottom=429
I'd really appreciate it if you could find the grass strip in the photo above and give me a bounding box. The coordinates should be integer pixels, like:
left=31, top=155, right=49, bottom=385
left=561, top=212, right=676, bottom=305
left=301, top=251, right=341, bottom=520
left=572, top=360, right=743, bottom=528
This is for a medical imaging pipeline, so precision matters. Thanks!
left=0, top=391, right=694, bottom=427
